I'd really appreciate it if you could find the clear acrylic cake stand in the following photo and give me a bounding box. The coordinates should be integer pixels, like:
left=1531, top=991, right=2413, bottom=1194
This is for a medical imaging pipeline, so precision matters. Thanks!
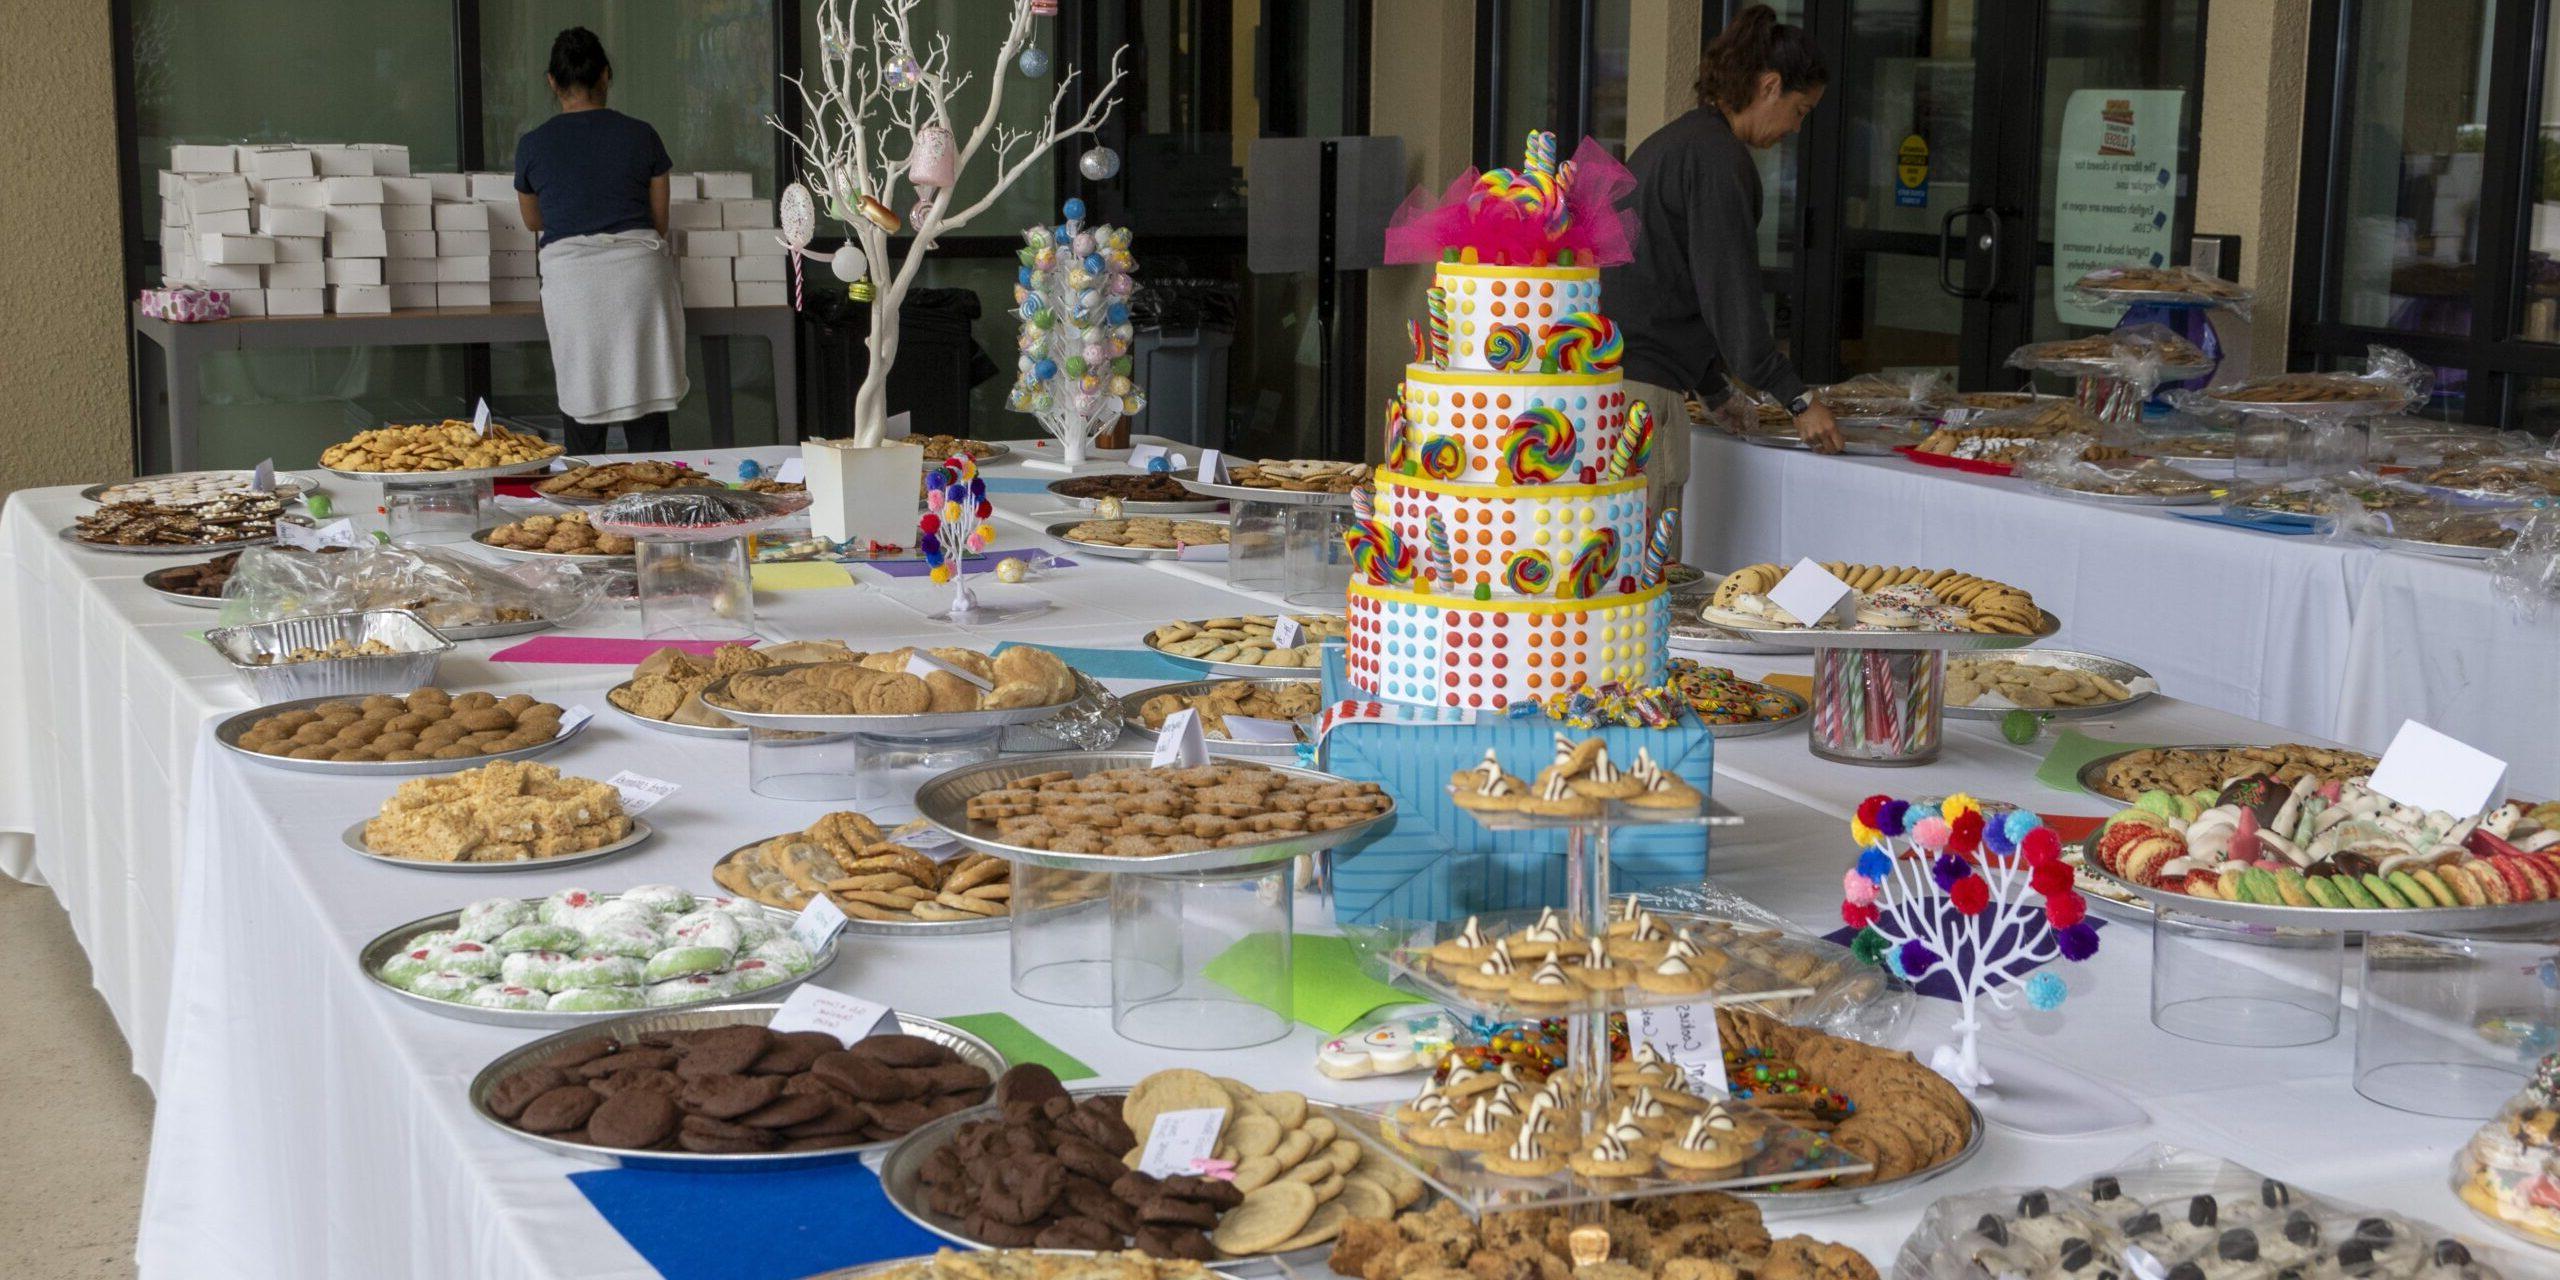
left=1347, top=799, right=1876, bottom=1233
left=383, top=476, right=495, bottom=546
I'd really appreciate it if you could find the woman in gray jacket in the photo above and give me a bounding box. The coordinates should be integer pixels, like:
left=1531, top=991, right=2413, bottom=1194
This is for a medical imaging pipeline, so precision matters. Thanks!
left=1605, top=5, right=1834, bottom=516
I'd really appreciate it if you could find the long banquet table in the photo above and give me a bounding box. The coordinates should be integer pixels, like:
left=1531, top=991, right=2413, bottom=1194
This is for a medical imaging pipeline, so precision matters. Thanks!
left=0, top=446, right=2539, bottom=1277
left=1682, top=427, right=2560, bottom=797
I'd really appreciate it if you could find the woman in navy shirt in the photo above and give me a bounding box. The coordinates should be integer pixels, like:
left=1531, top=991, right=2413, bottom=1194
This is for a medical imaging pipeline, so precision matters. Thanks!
left=514, top=28, right=688, bottom=454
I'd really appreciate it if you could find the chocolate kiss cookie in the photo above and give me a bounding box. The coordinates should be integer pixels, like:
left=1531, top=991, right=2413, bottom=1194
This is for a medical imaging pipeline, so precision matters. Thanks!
left=678, top=1114, right=776, bottom=1154
left=737, top=1091, right=834, bottom=1130
left=677, top=1025, right=774, bottom=1077
left=1036, top=1217, right=1121, bottom=1251
left=977, top=1155, right=1066, bottom=1225
left=813, top=1051, right=924, bottom=1102
left=517, top=1085, right=603, bottom=1134
left=997, top=1062, right=1070, bottom=1107
left=681, top=1072, right=785, bottom=1120
left=588, top=1090, right=680, bottom=1150
left=849, top=1033, right=950, bottom=1068
left=486, top=1066, right=568, bottom=1120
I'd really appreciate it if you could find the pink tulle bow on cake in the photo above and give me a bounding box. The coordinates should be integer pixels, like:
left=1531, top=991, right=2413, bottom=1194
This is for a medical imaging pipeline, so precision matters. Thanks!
left=1383, top=132, right=1639, bottom=269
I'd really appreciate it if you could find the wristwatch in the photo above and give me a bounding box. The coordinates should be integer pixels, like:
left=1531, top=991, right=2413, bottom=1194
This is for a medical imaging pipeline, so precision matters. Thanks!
left=1787, top=392, right=1815, bottom=416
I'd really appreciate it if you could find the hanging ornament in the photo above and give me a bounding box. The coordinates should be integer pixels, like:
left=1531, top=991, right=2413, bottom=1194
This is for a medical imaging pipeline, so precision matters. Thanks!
left=1017, top=46, right=1051, bottom=77
left=883, top=54, right=924, bottom=89
left=829, top=243, right=867, bottom=282
left=909, top=125, right=957, bottom=189
left=848, top=280, right=876, bottom=303
left=1078, top=146, right=1122, bottom=182
left=776, top=184, right=818, bottom=310
left=1031, top=0, right=1060, bottom=15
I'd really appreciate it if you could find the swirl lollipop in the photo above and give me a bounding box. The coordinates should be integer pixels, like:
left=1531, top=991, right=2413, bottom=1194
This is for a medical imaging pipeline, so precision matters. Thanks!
left=1643, top=509, right=1680, bottom=586
left=1537, top=312, right=1623, bottom=374
left=1418, top=434, right=1465, bottom=481
left=1423, top=513, right=1456, bottom=587
left=1425, top=286, right=1451, bottom=364
left=1483, top=322, right=1533, bottom=373
left=1560, top=528, right=1619, bottom=600
left=1498, top=405, right=1576, bottom=485
left=1343, top=520, right=1391, bottom=584
left=1503, top=548, right=1554, bottom=596
left=1606, top=400, right=1656, bottom=480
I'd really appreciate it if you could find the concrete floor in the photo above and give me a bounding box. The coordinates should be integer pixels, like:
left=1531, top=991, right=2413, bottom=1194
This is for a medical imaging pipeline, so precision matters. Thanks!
left=0, top=877, right=149, bottom=1279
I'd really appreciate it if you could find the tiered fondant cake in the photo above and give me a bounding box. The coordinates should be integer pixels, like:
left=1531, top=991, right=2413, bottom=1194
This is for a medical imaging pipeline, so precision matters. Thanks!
left=1344, top=136, right=1679, bottom=710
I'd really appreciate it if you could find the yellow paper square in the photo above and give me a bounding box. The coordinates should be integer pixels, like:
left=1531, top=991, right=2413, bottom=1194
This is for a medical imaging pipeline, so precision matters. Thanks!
left=750, top=562, right=854, bottom=591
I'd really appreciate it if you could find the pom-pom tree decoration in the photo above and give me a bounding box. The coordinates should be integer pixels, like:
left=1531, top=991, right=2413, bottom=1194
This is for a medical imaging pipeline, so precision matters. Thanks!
left=1006, top=199, right=1147, bottom=466
left=1841, top=793, right=2097, bottom=1091
left=775, top=0, right=1129, bottom=445
left=918, top=453, right=997, bottom=616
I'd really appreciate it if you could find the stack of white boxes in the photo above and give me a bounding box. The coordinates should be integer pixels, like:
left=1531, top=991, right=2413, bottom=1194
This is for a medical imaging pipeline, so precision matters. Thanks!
left=671, top=171, right=786, bottom=308
left=159, top=146, right=777, bottom=315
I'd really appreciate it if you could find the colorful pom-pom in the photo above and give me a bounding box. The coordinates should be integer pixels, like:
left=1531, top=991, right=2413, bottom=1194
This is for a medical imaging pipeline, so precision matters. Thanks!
left=1849, top=927, right=1889, bottom=965
left=1895, top=940, right=1940, bottom=980
left=2030, top=861, right=2075, bottom=897
left=1949, top=877, right=1990, bottom=916
left=1982, top=821, right=2017, bottom=856
left=1842, top=871, right=1876, bottom=906
left=1940, top=793, right=1982, bottom=823
left=2020, top=827, right=2063, bottom=866
left=1930, top=854, right=1970, bottom=892
left=2004, top=810, right=2044, bottom=843
left=1947, top=810, right=1985, bottom=855
left=1877, top=800, right=1910, bottom=837
left=1840, top=901, right=1879, bottom=930
left=1911, top=816, right=1951, bottom=852
left=1856, top=847, right=1894, bottom=882
left=2045, top=891, right=2088, bottom=930
left=1849, top=820, right=1880, bottom=850
left=2054, top=921, right=2100, bottom=961
left=2024, top=971, right=2068, bottom=1011
left=1856, top=795, right=1888, bottom=828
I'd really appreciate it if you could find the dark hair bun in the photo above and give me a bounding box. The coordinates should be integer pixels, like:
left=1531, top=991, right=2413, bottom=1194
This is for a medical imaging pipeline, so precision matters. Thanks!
left=548, top=27, right=611, bottom=93
left=1696, top=4, right=1826, bottom=110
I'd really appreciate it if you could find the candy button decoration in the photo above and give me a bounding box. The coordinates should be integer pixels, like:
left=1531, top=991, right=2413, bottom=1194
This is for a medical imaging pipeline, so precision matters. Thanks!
left=1537, top=311, right=1622, bottom=374
left=1498, top=405, right=1575, bottom=485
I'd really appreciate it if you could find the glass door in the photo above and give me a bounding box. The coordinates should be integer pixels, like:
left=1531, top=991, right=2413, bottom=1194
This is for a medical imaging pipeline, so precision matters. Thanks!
left=1788, top=0, right=2204, bottom=389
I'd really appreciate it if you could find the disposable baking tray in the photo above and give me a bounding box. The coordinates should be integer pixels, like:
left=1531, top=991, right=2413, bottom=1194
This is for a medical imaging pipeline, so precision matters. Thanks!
left=1940, top=649, right=2157, bottom=721
left=1044, top=478, right=1226, bottom=515
left=700, top=662, right=1079, bottom=735
left=914, top=751, right=1394, bottom=876
left=468, top=1005, right=1002, bottom=1170
left=341, top=816, right=654, bottom=873
left=204, top=608, right=451, bottom=699
left=1045, top=519, right=1230, bottom=562
left=359, top=894, right=842, bottom=1028
left=1116, top=676, right=1320, bottom=758
left=213, top=693, right=592, bottom=775
left=711, top=838, right=1013, bottom=937
left=805, top=1255, right=1240, bottom=1279
left=1691, top=681, right=1810, bottom=739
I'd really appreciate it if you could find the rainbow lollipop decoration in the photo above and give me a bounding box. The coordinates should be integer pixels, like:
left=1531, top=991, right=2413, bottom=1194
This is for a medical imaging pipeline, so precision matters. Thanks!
left=1423, top=513, right=1456, bottom=588
left=1604, top=400, right=1656, bottom=481
left=1483, top=323, right=1533, bottom=373
left=918, top=455, right=996, bottom=587
left=1503, top=548, right=1553, bottom=596
left=1344, top=519, right=1416, bottom=587
left=1424, top=286, right=1451, bottom=365
left=1407, top=319, right=1430, bottom=365
left=1559, top=528, right=1618, bottom=600
left=1417, top=434, right=1465, bottom=481
left=1498, top=405, right=1575, bottom=485
left=1537, top=311, right=1622, bottom=374
left=1642, top=509, right=1680, bottom=587
left=1383, top=396, right=1415, bottom=475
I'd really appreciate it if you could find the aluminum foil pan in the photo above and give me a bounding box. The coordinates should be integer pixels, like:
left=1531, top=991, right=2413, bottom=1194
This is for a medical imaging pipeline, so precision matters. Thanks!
left=204, top=608, right=451, bottom=699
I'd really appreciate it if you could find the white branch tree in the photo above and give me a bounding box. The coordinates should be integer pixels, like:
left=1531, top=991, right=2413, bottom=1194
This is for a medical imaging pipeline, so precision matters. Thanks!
left=772, top=0, right=1128, bottom=445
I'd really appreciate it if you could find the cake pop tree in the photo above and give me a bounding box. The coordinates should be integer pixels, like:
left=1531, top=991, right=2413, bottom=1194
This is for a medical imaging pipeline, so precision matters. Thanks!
left=773, top=0, right=1129, bottom=445
left=1008, top=199, right=1146, bottom=466
left=1840, top=794, right=2098, bottom=1093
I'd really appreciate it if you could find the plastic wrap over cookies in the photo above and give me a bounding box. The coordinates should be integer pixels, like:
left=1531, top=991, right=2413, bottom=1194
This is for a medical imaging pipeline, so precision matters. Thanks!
left=591, top=489, right=811, bottom=542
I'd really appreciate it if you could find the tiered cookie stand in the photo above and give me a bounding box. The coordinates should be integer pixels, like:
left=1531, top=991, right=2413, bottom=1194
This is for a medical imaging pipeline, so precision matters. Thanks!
left=1182, top=475, right=1359, bottom=608
left=701, top=665, right=1068, bottom=804
left=322, top=460, right=540, bottom=545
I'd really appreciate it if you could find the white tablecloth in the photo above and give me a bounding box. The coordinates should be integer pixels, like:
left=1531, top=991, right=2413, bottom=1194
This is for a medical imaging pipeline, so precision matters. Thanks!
left=0, top=447, right=2538, bottom=1277
left=1683, top=428, right=2560, bottom=796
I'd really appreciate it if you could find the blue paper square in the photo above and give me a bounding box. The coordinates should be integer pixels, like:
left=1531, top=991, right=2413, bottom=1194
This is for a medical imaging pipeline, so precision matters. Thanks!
left=570, top=1160, right=947, bottom=1280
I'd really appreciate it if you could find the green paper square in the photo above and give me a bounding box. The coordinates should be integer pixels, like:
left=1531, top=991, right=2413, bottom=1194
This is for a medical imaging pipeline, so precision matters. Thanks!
left=942, top=1012, right=1095, bottom=1082
left=1199, top=933, right=1411, bottom=1035
left=2036, top=728, right=2163, bottom=795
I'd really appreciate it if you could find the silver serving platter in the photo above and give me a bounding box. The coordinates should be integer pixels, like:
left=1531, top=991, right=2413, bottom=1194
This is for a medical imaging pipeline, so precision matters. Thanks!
left=214, top=693, right=592, bottom=775
left=1698, top=683, right=1810, bottom=739
left=877, top=1090, right=1367, bottom=1271
left=805, top=1254, right=1240, bottom=1280
left=2083, top=858, right=2560, bottom=933
left=341, top=816, right=654, bottom=872
left=2369, top=532, right=2508, bottom=561
left=81, top=469, right=320, bottom=505
left=893, top=437, right=1013, bottom=466
left=360, top=895, right=843, bottom=1028
left=429, top=614, right=561, bottom=641
left=2073, top=742, right=2377, bottom=803
left=468, top=1005, right=1003, bottom=1170
left=2033, top=482, right=2222, bottom=507
left=59, top=525, right=278, bottom=555
left=1045, top=519, right=1231, bottom=562
left=468, top=527, right=635, bottom=562
left=1044, top=478, right=1227, bottom=515
left=1139, top=620, right=1346, bottom=678
left=2071, top=282, right=2248, bottom=308
left=2069, top=834, right=2155, bottom=923
left=606, top=681, right=751, bottom=740
left=712, top=839, right=1013, bottom=937
left=1117, top=676, right=1321, bottom=758
left=1692, top=599, right=2063, bottom=652
left=1941, top=649, right=2158, bottom=721
left=1742, top=1098, right=1986, bottom=1214
left=1666, top=578, right=1812, bottom=656
left=535, top=484, right=729, bottom=509
left=139, top=564, right=227, bottom=608
left=2206, top=393, right=2403, bottom=418
left=322, top=456, right=564, bottom=484
left=700, top=663, right=1079, bottom=735
left=1180, top=474, right=1362, bottom=507
left=916, top=751, right=1395, bottom=875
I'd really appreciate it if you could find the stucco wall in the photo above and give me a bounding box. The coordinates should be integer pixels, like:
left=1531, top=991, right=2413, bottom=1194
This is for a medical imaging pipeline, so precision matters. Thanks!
left=0, top=2, right=129, bottom=496
left=2196, top=0, right=2313, bottom=375
left=1362, top=0, right=1476, bottom=458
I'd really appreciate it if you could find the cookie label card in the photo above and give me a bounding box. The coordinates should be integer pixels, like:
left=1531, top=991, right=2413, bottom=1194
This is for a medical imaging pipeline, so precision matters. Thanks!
left=1766, top=558, right=1854, bottom=628
left=276, top=517, right=358, bottom=550
left=887, top=411, right=912, bottom=436
left=789, top=894, right=849, bottom=953
left=251, top=458, right=275, bottom=492
left=1196, top=449, right=1227, bottom=483
left=766, top=984, right=898, bottom=1047
left=2368, top=720, right=2507, bottom=816
left=1272, top=615, right=1303, bottom=648
left=1631, top=1001, right=1729, bottom=1095
left=1136, top=1107, right=1228, bottom=1178
left=1152, top=709, right=1210, bottom=768
left=556, top=705, right=594, bottom=737
left=889, top=818, right=970, bottom=864
left=905, top=650, right=995, bottom=691
left=603, top=770, right=680, bottom=815
left=1223, top=715, right=1302, bottom=745
left=1128, top=444, right=1186, bottom=473
left=471, top=396, right=492, bottom=437
left=774, top=457, right=805, bottom=484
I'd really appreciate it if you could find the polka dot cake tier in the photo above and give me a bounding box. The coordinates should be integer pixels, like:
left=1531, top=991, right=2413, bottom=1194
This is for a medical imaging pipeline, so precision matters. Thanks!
left=1436, top=263, right=1604, bottom=373
left=1400, top=365, right=1627, bottom=485
left=1344, top=579, right=1671, bottom=709
left=1377, top=470, right=1647, bottom=599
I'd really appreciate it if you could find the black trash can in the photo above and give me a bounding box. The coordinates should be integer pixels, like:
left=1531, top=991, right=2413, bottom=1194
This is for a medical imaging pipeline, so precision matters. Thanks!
left=1129, top=278, right=1239, bottom=448
left=800, top=285, right=997, bottom=437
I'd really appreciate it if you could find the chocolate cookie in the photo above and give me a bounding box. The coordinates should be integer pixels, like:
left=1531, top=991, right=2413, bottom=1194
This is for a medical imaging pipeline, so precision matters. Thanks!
left=1161, top=1174, right=1245, bottom=1209
left=778, top=1134, right=864, bottom=1152
left=575, top=1047, right=676, bottom=1080
left=589, top=1068, right=682, bottom=1099
left=678, top=1114, right=776, bottom=1154
left=868, top=1098, right=940, bottom=1133
left=677, top=1025, right=774, bottom=1077
left=1114, top=1170, right=1164, bottom=1205
left=737, top=1091, right=834, bottom=1130
left=997, top=1062, right=1069, bottom=1106
left=485, top=1066, right=569, bottom=1120
left=921, top=1062, right=994, bottom=1095
left=517, top=1085, right=603, bottom=1134
left=750, top=1032, right=839, bottom=1076
left=1134, top=1225, right=1215, bottom=1261
left=1063, top=1178, right=1139, bottom=1235
left=781, top=1099, right=869, bottom=1139
left=978, top=1155, right=1066, bottom=1225
left=849, top=1033, right=950, bottom=1068
left=1036, top=1217, right=1121, bottom=1250
left=963, top=1212, right=1042, bottom=1248
left=1055, top=1135, right=1125, bottom=1185
left=543, top=1037, right=618, bottom=1072
left=1137, top=1194, right=1220, bottom=1229
left=812, top=1050, right=923, bottom=1102
left=588, top=1090, right=681, bottom=1150
left=680, top=1072, right=785, bottom=1120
